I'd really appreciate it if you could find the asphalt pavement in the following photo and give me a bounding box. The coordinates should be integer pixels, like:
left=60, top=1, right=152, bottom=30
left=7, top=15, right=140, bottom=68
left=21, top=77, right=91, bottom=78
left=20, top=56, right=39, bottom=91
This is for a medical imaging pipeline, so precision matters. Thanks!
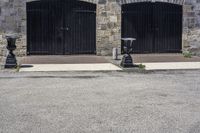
left=0, top=70, right=200, bottom=133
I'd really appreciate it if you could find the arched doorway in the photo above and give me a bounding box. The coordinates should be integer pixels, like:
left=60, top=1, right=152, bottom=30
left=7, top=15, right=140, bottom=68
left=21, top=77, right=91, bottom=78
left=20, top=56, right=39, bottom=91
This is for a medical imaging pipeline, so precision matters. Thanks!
left=27, top=0, right=96, bottom=55
left=122, top=2, right=183, bottom=53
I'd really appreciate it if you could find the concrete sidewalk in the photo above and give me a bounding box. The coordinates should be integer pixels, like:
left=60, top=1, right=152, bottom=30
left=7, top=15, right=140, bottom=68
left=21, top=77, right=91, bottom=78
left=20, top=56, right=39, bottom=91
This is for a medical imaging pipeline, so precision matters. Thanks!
left=19, top=62, right=200, bottom=72
left=19, top=63, right=122, bottom=72
left=19, top=56, right=123, bottom=72
left=140, top=62, right=200, bottom=70
left=134, top=54, right=200, bottom=70
left=18, top=54, right=200, bottom=72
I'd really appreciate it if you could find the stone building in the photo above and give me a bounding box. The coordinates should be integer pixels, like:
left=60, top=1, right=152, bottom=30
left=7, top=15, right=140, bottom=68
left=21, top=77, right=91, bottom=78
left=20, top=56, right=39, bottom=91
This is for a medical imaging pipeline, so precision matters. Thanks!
left=0, top=0, right=200, bottom=60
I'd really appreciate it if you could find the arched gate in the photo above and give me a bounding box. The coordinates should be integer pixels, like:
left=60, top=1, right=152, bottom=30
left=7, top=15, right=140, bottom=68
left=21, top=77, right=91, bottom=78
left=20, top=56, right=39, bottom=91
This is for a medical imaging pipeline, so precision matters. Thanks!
left=122, top=2, right=182, bottom=53
left=27, top=0, right=96, bottom=55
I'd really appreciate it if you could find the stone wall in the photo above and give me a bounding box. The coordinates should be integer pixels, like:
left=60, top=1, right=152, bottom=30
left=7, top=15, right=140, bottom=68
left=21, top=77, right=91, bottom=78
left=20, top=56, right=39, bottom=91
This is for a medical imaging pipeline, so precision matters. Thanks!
left=0, top=34, right=6, bottom=68
left=182, top=0, right=200, bottom=56
left=0, top=0, right=200, bottom=57
left=96, top=0, right=121, bottom=55
left=0, top=0, right=26, bottom=58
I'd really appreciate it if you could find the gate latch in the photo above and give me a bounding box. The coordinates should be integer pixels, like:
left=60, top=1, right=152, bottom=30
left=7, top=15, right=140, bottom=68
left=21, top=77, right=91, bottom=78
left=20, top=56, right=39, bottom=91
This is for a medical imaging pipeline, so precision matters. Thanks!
left=60, top=27, right=70, bottom=31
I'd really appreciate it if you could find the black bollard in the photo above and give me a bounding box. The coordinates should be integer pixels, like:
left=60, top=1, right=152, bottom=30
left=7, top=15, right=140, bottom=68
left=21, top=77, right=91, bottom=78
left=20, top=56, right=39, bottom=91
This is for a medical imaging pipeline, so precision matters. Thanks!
left=5, top=34, right=19, bottom=68
left=120, top=38, right=136, bottom=68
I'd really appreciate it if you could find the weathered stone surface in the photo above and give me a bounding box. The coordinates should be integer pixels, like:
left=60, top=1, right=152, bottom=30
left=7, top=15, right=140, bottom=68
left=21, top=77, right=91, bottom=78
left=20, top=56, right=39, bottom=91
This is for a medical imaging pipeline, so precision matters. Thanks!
left=120, top=0, right=185, bottom=5
left=183, top=28, right=200, bottom=56
left=0, top=34, right=7, bottom=68
left=96, top=1, right=121, bottom=55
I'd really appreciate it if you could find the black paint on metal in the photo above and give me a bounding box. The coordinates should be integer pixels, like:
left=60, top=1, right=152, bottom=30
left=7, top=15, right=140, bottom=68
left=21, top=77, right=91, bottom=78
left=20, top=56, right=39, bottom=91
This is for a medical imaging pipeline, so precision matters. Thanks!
left=5, top=35, right=18, bottom=68
left=122, top=2, right=183, bottom=54
left=27, top=0, right=96, bottom=55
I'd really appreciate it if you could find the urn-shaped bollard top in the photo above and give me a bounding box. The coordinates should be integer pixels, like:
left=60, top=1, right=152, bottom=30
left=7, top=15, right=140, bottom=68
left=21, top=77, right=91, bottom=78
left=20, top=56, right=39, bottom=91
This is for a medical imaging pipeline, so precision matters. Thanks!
left=5, top=34, right=19, bottom=51
left=5, top=34, right=19, bottom=39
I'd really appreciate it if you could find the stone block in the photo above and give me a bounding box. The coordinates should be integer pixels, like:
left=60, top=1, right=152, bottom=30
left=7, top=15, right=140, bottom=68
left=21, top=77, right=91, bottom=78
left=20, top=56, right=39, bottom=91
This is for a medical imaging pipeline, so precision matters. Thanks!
left=110, top=16, right=118, bottom=23
left=98, top=0, right=106, bottom=4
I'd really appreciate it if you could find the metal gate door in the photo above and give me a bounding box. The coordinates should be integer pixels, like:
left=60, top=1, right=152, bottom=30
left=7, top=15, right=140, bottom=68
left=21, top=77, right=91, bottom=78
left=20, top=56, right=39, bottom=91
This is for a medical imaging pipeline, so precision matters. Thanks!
left=122, top=2, right=182, bottom=53
left=65, top=1, right=96, bottom=54
left=27, top=0, right=96, bottom=55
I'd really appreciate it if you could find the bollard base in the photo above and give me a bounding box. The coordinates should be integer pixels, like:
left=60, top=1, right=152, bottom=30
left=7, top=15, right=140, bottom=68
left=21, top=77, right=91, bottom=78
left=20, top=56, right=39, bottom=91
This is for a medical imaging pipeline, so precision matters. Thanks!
left=5, top=54, right=17, bottom=69
left=120, top=54, right=134, bottom=68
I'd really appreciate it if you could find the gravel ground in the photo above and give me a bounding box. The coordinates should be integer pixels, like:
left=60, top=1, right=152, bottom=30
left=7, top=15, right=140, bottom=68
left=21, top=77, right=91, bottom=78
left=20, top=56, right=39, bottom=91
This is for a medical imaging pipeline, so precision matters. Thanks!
left=0, top=70, right=200, bottom=133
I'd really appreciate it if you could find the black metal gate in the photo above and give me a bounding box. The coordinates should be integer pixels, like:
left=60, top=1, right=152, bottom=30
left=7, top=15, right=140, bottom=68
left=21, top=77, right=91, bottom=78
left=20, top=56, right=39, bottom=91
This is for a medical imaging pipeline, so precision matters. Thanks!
left=122, top=2, right=182, bottom=53
left=27, top=0, right=96, bottom=55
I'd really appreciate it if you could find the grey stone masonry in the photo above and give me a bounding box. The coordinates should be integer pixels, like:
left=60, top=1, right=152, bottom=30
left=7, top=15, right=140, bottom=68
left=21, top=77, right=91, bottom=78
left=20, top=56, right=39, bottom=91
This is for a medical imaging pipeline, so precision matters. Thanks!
left=0, top=34, right=6, bottom=69
left=96, top=0, right=121, bottom=55
left=182, top=0, right=200, bottom=56
left=0, top=0, right=200, bottom=57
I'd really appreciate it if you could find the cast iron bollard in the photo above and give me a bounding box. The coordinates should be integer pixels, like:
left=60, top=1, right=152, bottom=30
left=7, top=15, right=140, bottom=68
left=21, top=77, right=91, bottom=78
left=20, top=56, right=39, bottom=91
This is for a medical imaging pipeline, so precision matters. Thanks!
left=120, top=38, right=136, bottom=68
left=5, top=34, right=19, bottom=68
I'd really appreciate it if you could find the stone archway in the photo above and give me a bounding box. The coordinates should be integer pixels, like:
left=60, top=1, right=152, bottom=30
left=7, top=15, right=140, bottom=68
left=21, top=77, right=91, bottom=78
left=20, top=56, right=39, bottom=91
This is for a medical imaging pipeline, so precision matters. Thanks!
left=27, top=0, right=97, bottom=4
left=95, top=0, right=187, bottom=55
left=119, top=0, right=185, bottom=5
left=80, top=0, right=97, bottom=4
